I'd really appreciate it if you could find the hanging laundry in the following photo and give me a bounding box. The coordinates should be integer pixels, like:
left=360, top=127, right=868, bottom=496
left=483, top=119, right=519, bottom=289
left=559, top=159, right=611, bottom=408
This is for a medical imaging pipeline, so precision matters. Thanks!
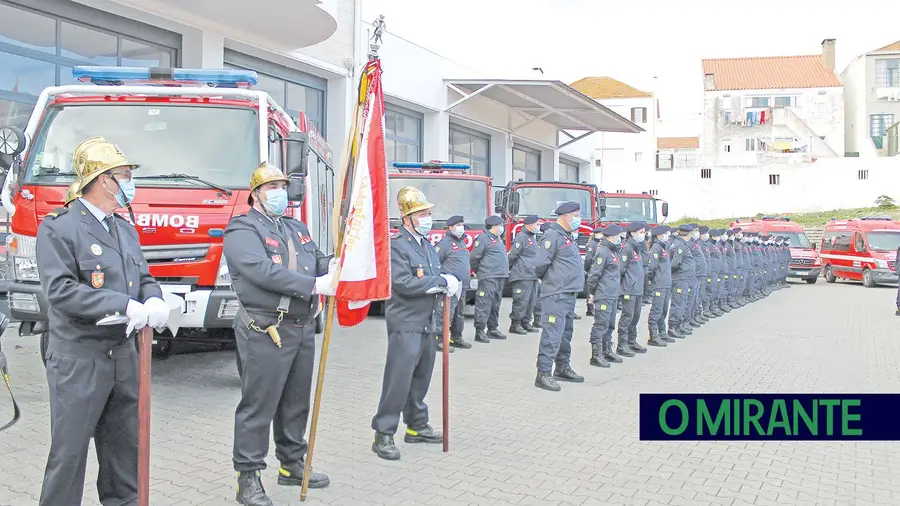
left=760, top=110, right=767, bottom=124
left=746, top=111, right=753, bottom=125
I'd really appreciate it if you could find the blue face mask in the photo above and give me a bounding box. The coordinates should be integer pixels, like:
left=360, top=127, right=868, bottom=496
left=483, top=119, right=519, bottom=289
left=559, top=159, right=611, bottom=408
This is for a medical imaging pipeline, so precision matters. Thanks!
left=415, top=216, right=433, bottom=236
left=569, top=216, right=582, bottom=230
left=110, top=178, right=136, bottom=208
left=263, top=188, right=288, bottom=216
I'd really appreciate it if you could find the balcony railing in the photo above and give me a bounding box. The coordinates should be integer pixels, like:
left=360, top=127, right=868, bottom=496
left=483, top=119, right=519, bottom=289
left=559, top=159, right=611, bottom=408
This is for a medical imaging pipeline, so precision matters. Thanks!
left=887, top=121, right=899, bottom=156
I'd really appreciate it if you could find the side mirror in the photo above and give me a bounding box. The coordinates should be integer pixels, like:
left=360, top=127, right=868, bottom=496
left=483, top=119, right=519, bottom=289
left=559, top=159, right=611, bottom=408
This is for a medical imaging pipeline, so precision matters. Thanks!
left=287, top=174, right=306, bottom=204
left=661, top=202, right=669, bottom=217
left=284, top=132, right=308, bottom=177
left=507, top=191, right=520, bottom=215
left=493, top=189, right=505, bottom=213
left=0, top=126, right=26, bottom=158
left=598, top=197, right=607, bottom=217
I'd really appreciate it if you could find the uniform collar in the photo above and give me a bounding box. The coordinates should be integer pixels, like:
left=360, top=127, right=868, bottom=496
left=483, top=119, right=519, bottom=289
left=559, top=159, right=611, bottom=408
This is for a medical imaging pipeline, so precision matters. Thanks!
left=401, top=226, right=423, bottom=245
left=78, top=197, right=111, bottom=223
left=251, top=206, right=281, bottom=224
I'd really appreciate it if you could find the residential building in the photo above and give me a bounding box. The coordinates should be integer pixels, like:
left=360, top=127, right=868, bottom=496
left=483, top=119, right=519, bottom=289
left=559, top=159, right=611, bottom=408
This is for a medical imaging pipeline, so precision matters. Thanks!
left=567, top=77, right=657, bottom=180
left=656, top=137, right=699, bottom=169
left=841, top=40, right=900, bottom=157
left=700, top=39, right=844, bottom=167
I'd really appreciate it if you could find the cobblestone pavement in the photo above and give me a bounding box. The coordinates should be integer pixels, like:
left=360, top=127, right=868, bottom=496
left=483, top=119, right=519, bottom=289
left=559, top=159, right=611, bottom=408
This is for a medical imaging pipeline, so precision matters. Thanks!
left=1, top=280, right=900, bottom=505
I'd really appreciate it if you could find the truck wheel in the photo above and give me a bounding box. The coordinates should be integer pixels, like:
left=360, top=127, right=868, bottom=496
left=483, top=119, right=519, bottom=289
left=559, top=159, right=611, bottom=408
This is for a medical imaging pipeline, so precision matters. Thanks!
left=824, top=266, right=836, bottom=283
left=152, top=339, right=173, bottom=358
left=862, top=268, right=876, bottom=288
left=805, top=277, right=818, bottom=284
left=40, top=331, right=49, bottom=366
left=315, top=310, right=325, bottom=334
left=235, top=346, right=243, bottom=378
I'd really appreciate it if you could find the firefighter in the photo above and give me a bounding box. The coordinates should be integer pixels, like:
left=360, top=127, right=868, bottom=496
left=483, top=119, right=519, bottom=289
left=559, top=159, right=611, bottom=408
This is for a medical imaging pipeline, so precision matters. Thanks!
left=531, top=221, right=553, bottom=330
left=586, top=224, right=626, bottom=367
left=642, top=231, right=653, bottom=306
left=224, top=163, right=335, bottom=505
left=715, top=230, right=732, bottom=314
left=532, top=201, right=585, bottom=391
left=434, top=215, right=472, bottom=351
left=706, top=229, right=724, bottom=317
left=699, top=226, right=718, bottom=319
left=667, top=224, right=696, bottom=339
left=583, top=227, right=603, bottom=316
left=783, top=236, right=793, bottom=288
left=372, top=187, right=459, bottom=460
left=774, top=236, right=787, bottom=288
left=616, top=221, right=647, bottom=356
left=470, top=215, right=509, bottom=343
left=64, top=181, right=81, bottom=207
left=730, top=228, right=745, bottom=307
left=689, top=225, right=708, bottom=327
left=508, top=215, right=541, bottom=335
left=645, top=225, right=672, bottom=347
left=36, top=137, right=169, bottom=506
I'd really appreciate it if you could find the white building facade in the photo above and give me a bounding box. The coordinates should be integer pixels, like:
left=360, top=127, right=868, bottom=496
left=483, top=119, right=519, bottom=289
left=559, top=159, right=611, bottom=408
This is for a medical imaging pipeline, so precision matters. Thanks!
left=841, top=40, right=900, bottom=157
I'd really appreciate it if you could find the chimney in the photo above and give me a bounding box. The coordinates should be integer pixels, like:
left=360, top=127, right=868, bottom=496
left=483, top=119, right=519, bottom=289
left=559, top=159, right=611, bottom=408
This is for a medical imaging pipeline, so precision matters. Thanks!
left=821, top=38, right=836, bottom=70
left=704, top=73, right=715, bottom=91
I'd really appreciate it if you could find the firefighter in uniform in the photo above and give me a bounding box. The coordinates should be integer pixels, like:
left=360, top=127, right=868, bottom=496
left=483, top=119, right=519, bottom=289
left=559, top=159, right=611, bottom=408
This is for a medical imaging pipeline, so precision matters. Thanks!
left=718, top=230, right=734, bottom=314
left=698, top=226, right=717, bottom=319
left=533, top=201, right=585, bottom=391
left=586, top=224, right=626, bottom=367
left=36, top=137, right=169, bottom=506
left=642, top=232, right=653, bottom=306
left=688, top=225, right=707, bottom=327
left=508, top=215, right=541, bottom=335
left=645, top=225, right=672, bottom=347
left=732, top=228, right=747, bottom=307
left=224, top=164, right=334, bottom=505
left=434, top=215, right=472, bottom=351
left=372, top=187, right=459, bottom=460
left=616, top=222, right=647, bottom=356
left=783, top=236, right=793, bottom=288
left=583, top=227, right=603, bottom=316
left=531, top=221, right=553, bottom=330
left=706, top=229, right=724, bottom=317
left=470, top=215, right=509, bottom=343
left=667, top=224, right=696, bottom=338
left=775, top=236, right=787, bottom=288
left=64, top=181, right=81, bottom=207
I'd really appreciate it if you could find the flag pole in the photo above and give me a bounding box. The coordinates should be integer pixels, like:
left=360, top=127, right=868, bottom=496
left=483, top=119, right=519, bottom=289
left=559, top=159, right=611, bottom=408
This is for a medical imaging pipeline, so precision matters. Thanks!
left=137, top=326, right=153, bottom=506
left=441, top=295, right=450, bottom=452
left=300, top=16, right=386, bottom=502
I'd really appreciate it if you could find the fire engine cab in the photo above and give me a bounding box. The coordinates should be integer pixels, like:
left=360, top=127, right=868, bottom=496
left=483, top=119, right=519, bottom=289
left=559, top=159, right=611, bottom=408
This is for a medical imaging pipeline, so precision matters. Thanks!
left=0, top=66, right=335, bottom=362
left=596, top=191, right=668, bottom=227
left=819, top=217, right=900, bottom=287
left=734, top=216, right=821, bottom=283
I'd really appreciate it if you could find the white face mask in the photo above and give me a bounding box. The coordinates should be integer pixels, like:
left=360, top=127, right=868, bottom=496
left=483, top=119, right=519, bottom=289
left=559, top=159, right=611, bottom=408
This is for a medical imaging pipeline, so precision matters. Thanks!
left=701, top=233, right=710, bottom=241
left=660, top=233, right=670, bottom=242
left=692, top=231, right=700, bottom=240
left=635, top=232, right=646, bottom=242
left=452, top=225, right=465, bottom=238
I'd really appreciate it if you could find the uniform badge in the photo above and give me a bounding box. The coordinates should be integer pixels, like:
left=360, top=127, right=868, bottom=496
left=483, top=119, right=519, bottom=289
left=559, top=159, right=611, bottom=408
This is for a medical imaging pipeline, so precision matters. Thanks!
left=91, top=271, right=104, bottom=288
left=597, top=257, right=603, bottom=265
left=265, top=237, right=279, bottom=247
left=435, top=246, right=440, bottom=253
left=272, top=255, right=282, bottom=264
left=515, top=243, right=520, bottom=248
left=653, top=253, right=659, bottom=259
left=416, top=265, right=424, bottom=279
left=678, top=249, right=683, bottom=254
left=621, top=255, right=627, bottom=262
left=545, top=241, right=552, bottom=249
left=474, top=241, right=480, bottom=247
left=90, top=244, right=103, bottom=256
left=299, top=235, right=311, bottom=245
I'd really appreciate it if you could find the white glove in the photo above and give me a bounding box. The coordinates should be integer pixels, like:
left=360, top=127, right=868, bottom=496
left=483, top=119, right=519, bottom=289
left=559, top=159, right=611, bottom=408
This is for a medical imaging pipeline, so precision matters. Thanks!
left=125, top=299, right=149, bottom=335
left=314, top=273, right=336, bottom=296
left=440, top=274, right=460, bottom=298
left=328, top=258, right=338, bottom=274
left=455, top=278, right=464, bottom=299
left=144, top=297, right=170, bottom=329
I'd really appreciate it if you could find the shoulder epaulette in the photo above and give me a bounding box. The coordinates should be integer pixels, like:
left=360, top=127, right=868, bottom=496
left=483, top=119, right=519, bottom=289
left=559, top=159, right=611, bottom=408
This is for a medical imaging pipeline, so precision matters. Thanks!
left=390, top=231, right=401, bottom=239
left=45, top=208, right=68, bottom=220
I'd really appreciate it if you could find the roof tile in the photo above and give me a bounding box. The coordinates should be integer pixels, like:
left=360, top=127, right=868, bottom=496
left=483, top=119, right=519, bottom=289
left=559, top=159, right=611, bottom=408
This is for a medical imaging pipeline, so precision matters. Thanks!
left=872, top=40, right=900, bottom=53
left=701, top=55, right=841, bottom=91
left=658, top=137, right=700, bottom=149
left=569, top=77, right=652, bottom=99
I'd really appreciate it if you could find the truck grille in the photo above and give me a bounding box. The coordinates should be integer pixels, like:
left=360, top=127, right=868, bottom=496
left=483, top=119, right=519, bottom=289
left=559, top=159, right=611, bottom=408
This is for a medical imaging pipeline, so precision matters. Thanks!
left=791, top=258, right=814, bottom=266
left=577, top=235, right=588, bottom=248
left=141, top=244, right=212, bottom=264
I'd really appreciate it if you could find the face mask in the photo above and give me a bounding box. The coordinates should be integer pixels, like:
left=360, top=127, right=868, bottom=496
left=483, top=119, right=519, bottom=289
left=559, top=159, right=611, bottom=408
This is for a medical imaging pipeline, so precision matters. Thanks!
left=262, top=188, right=288, bottom=216
left=660, top=233, right=670, bottom=242
left=497, top=226, right=505, bottom=235
left=701, top=234, right=710, bottom=241
left=452, top=225, right=465, bottom=238
left=569, top=216, right=582, bottom=230
left=635, top=232, right=646, bottom=242
left=692, top=231, right=700, bottom=240
left=737, top=234, right=743, bottom=240
left=414, top=216, right=433, bottom=236
left=594, top=234, right=603, bottom=241
left=107, top=177, right=136, bottom=208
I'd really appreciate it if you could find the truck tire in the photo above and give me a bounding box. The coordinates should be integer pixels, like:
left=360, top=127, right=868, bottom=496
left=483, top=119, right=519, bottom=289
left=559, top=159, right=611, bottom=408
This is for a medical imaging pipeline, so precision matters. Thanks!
left=805, top=277, right=817, bottom=284
left=863, top=268, right=876, bottom=288
left=40, top=331, right=49, bottom=366
left=824, top=266, right=836, bottom=283
left=152, top=339, right=173, bottom=358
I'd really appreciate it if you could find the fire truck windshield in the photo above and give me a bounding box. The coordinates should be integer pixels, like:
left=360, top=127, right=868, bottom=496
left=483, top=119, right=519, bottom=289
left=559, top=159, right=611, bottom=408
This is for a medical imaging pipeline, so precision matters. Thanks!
left=23, top=103, right=259, bottom=189
left=388, top=177, right=488, bottom=227
left=865, top=231, right=900, bottom=251
left=772, top=231, right=812, bottom=248
left=514, top=186, right=594, bottom=220
left=602, top=196, right=658, bottom=223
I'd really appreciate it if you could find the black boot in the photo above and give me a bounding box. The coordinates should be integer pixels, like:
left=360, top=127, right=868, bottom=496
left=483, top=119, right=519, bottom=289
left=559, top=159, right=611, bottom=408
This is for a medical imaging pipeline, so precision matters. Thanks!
left=590, top=344, right=610, bottom=367
left=573, top=313, right=582, bottom=320
left=690, top=317, right=702, bottom=328
left=616, top=340, right=635, bottom=358
left=531, top=318, right=543, bottom=329
left=508, top=321, right=528, bottom=335
left=435, top=336, right=454, bottom=353
left=603, top=341, right=623, bottom=363
left=450, top=335, right=472, bottom=349
left=668, top=327, right=685, bottom=340
left=277, top=459, right=330, bottom=489
left=680, top=324, right=694, bottom=335
left=585, top=303, right=594, bottom=317
left=629, top=336, right=647, bottom=353
left=521, top=322, right=540, bottom=334
left=487, top=328, right=507, bottom=340
left=648, top=330, right=667, bottom=347
left=405, top=424, right=442, bottom=444
left=661, top=327, right=676, bottom=342
left=236, top=471, right=274, bottom=506
left=553, top=364, right=584, bottom=383
left=372, top=432, right=401, bottom=460
left=474, top=328, right=490, bottom=344
left=535, top=371, right=561, bottom=391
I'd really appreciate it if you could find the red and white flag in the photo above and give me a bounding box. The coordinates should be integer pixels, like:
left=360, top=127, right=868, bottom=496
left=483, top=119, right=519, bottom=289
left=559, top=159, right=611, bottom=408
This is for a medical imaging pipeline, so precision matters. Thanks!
left=334, top=60, right=391, bottom=327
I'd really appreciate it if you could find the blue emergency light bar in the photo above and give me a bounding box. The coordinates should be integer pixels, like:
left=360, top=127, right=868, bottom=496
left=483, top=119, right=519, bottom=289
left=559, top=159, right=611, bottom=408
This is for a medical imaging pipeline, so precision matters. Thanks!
left=392, top=162, right=471, bottom=171
left=72, top=66, right=259, bottom=87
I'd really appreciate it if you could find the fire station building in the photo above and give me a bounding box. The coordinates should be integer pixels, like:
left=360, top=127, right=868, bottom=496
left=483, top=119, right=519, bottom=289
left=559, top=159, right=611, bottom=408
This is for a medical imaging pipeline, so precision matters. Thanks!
left=0, top=0, right=639, bottom=184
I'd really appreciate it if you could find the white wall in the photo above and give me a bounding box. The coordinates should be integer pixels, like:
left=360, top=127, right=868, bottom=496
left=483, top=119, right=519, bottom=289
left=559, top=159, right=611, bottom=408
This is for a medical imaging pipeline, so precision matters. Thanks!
left=561, top=96, right=656, bottom=173
left=841, top=56, right=869, bottom=155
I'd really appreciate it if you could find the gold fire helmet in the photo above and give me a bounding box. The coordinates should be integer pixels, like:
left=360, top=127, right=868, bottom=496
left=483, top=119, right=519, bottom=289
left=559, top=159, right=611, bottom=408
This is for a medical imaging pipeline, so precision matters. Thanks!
left=249, top=163, right=289, bottom=192
left=396, top=186, right=433, bottom=217
left=72, top=136, right=139, bottom=192
left=64, top=181, right=82, bottom=206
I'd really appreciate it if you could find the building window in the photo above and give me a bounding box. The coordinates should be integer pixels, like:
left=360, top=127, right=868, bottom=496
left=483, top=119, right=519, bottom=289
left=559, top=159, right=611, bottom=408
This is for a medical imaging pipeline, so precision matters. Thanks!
left=701, top=168, right=712, bottom=179
left=649, top=189, right=658, bottom=196
left=384, top=104, right=423, bottom=167
left=774, top=96, right=795, bottom=108
left=875, top=59, right=900, bottom=88
left=769, top=174, right=780, bottom=185
left=449, top=125, right=490, bottom=176
left=723, top=144, right=731, bottom=153
left=0, top=2, right=179, bottom=131
left=634, top=152, right=642, bottom=162
left=616, top=190, right=625, bottom=194
left=559, top=159, right=580, bottom=182
left=870, top=114, right=895, bottom=138
left=746, top=97, right=770, bottom=108
left=512, top=144, right=541, bottom=181
left=594, top=159, right=602, bottom=167
left=630, top=107, right=647, bottom=124
left=858, top=169, right=869, bottom=180
left=745, top=138, right=756, bottom=151
left=722, top=111, right=732, bottom=124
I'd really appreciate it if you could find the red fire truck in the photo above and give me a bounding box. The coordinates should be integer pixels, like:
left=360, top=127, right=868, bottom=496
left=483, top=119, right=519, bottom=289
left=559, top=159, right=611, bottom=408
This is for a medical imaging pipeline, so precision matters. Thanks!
left=0, top=66, right=335, bottom=362
left=595, top=191, right=669, bottom=227
left=374, top=161, right=491, bottom=313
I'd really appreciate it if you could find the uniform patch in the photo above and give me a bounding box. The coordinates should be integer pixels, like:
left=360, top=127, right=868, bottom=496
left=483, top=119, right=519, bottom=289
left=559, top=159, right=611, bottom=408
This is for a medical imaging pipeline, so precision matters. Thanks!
left=599, top=304, right=607, bottom=311
left=515, top=243, right=520, bottom=248
left=515, top=289, right=521, bottom=294
left=272, top=255, right=282, bottom=264
left=545, top=241, right=552, bottom=249
left=655, top=291, right=661, bottom=297
left=90, top=244, right=103, bottom=256
left=435, top=246, right=440, bottom=253
left=478, top=291, right=485, bottom=297
left=677, top=249, right=683, bottom=254
left=707, top=278, right=712, bottom=283
left=91, top=271, right=104, bottom=288
left=548, top=315, right=557, bottom=324
left=621, top=255, right=627, bottom=262
left=265, top=237, right=279, bottom=247
left=451, top=243, right=460, bottom=251
left=676, top=288, right=682, bottom=293
left=653, top=253, right=658, bottom=259
left=416, top=266, right=424, bottom=279
left=299, top=234, right=312, bottom=245
left=624, top=295, right=630, bottom=300
left=596, top=257, right=603, bottom=265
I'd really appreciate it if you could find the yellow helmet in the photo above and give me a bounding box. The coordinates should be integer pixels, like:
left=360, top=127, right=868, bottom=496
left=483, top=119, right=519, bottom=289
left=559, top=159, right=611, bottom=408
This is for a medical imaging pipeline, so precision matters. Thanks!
left=396, top=186, right=433, bottom=217
left=72, top=137, right=139, bottom=192
left=249, top=163, right=289, bottom=192
left=64, top=181, right=81, bottom=206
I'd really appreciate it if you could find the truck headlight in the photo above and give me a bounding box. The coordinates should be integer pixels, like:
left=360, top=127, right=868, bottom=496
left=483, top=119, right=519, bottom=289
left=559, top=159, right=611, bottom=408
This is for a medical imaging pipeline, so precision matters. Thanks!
left=215, top=255, right=231, bottom=286
left=8, top=233, right=39, bottom=281
left=875, top=259, right=888, bottom=269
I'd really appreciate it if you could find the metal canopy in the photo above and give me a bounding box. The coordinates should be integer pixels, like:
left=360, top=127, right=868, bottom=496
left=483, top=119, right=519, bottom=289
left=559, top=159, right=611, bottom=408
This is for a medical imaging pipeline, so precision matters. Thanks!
left=444, top=79, right=644, bottom=147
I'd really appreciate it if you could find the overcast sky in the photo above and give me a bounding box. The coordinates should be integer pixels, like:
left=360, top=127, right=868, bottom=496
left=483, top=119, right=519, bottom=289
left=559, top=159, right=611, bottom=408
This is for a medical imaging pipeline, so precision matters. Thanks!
left=362, top=0, right=898, bottom=136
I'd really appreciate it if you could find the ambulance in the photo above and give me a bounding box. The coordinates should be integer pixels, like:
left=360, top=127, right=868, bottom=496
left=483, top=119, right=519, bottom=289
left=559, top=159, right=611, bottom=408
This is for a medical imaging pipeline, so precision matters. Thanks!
left=819, top=217, right=900, bottom=287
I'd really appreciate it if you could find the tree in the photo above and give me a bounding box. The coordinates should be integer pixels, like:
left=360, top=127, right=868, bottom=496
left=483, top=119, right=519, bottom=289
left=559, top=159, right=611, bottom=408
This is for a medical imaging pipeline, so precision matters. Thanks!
left=875, top=195, right=897, bottom=209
